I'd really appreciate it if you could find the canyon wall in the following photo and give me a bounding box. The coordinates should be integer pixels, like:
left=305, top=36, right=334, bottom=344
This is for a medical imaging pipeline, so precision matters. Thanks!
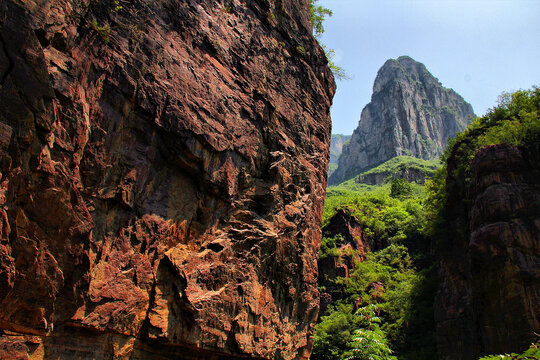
left=0, top=0, right=335, bottom=359
left=435, top=142, right=540, bottom=359
left=329, top=56, right=474, bottom=185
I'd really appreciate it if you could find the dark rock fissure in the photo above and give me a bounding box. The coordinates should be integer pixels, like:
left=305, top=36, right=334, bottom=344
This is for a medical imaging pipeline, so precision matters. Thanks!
left=0, top=35, right=14, bottom=85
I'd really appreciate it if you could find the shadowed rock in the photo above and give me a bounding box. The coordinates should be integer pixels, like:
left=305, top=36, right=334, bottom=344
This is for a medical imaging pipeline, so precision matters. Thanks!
left=435, top=143, right=540, bottom=359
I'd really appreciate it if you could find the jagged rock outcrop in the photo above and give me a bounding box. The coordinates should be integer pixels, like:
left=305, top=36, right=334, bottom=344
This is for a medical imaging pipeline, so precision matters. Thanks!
left=329, top=56, right=474, bottom=185
left=0, top=0, right=335, bottom=359
left=435, top=143, right=540, bottom=359
left=356, top=166, right=429, bottom=185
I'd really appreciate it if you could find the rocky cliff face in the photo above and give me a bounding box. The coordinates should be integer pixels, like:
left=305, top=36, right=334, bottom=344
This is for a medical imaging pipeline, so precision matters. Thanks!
left=329, top=56, right=474, bottom=185
left=0, top=0, right=335, bottom=359
left=356, top=166, right=430, bottom=185
left=435, top=143, right=540, bottom=359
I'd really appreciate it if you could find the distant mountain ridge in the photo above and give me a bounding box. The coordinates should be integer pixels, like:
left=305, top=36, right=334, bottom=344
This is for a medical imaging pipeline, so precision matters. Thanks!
left=328, top=134, right=351, bottom=176
left=329, top=56, right=475, bottom=185
left=330, top=134, right=351, bottom=164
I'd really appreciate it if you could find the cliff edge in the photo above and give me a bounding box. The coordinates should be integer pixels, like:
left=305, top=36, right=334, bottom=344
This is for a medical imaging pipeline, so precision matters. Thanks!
left=0, top=0, right=335, bottom=358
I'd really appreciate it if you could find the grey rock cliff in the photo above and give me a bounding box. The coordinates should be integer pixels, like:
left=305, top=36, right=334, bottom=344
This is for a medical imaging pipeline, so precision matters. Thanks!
left=329, top=56, right=474, bottom=185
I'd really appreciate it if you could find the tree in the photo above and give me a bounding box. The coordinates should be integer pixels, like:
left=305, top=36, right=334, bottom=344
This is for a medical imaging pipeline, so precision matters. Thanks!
left=390, top=178, right=413, bottom=198
left=345, top=304, right=397, bottom=360
left=308, top=0, right=349, bottom=80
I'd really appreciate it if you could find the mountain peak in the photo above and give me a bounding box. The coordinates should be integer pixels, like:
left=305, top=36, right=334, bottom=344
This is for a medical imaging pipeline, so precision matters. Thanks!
left=373, top=56, right=436, bottom=94
left=329, top=57, right=475, bottom=185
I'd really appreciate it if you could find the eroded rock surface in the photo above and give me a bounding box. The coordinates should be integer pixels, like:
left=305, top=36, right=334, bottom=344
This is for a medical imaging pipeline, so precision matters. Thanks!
left=435, top=143, right=540, bottom=359
left=355, top=162, right=438, bottom=186
left=329, top=56, right=474, bottom=185
left=0, top=0, right=335, bottom=358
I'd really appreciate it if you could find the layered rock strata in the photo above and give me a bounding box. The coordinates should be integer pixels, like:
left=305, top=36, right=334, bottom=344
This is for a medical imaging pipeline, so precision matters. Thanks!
left=435, top=143, right=540, bottom=359
left=0, top=0, right=335, bottom=359
left=329, top=56, right=474, bottom=185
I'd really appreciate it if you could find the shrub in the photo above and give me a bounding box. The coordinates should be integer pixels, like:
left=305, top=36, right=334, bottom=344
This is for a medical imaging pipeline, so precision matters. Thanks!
left=345, top=305, right=397, bottom=360
left=478, top=342, right=540, bottom=360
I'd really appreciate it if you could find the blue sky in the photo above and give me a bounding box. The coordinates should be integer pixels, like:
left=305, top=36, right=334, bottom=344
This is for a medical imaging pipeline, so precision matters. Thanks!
left=317, top=0, right=540, bottom=134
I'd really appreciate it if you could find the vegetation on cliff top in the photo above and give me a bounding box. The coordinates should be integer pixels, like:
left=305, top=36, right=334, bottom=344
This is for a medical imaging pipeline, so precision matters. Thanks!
left=358, top=156, right=439, bottom=180
left=308, top=0, right=348, bottom=80
left=425, top=86, right=540, bottom=239
left=479, top=342, right=540, bottom=360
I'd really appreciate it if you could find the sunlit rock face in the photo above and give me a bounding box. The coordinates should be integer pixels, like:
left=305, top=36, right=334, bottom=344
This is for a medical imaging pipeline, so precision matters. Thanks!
left=329, top=56, right=474, bottom=185
left=435, top=143, right=540, bottom=359
left=0, top=0, right=335, bottom=358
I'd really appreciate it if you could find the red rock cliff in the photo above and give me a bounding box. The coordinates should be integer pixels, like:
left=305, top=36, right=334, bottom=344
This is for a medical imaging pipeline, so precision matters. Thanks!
left=435, top=143, right=540, bottom=359
left=0, top=0, right=335, bottom=358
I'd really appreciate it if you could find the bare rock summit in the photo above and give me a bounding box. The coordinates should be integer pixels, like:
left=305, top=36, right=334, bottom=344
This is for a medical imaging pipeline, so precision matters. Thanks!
left=329, top=56, right=474, bottom=185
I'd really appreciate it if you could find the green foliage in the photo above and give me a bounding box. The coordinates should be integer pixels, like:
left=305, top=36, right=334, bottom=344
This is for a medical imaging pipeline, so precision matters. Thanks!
left=333, top=155, right=439, bottom=190
left=315, top=186, right=437, bottom=358
left=425, top=86, right=540, bottom=242
left=309, top=0, right=333, bottom=38
left=89, top=18, right=111, bottom=42
left=320, top=234, right=343, bottom=259
left=317, top=169, right=438, bottom=359
left=313, top=303, right=360, bottom=360
left=307, top=1, right=349, bottom=80
left=478, top=342, right=540, bottom=360
left=313, top=240, right=437, bottom=360
left=296, top=45, right=307, bottom=56
left=346, top=305, right=397, bottom=360
left=360, top=156, right=440, bottom=178
left=422, top=166, right=447, bottom=238
left=319, top=88, right=539, bottom=360
left=390, top=178, right=413, bottom=198
left=322, top=45, right=349, bottom=81
left=111, top=0, right=123, bottom=12
left=323, top=189, right=427, bottom=248
left=323, top=158, right=437, bottom=226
